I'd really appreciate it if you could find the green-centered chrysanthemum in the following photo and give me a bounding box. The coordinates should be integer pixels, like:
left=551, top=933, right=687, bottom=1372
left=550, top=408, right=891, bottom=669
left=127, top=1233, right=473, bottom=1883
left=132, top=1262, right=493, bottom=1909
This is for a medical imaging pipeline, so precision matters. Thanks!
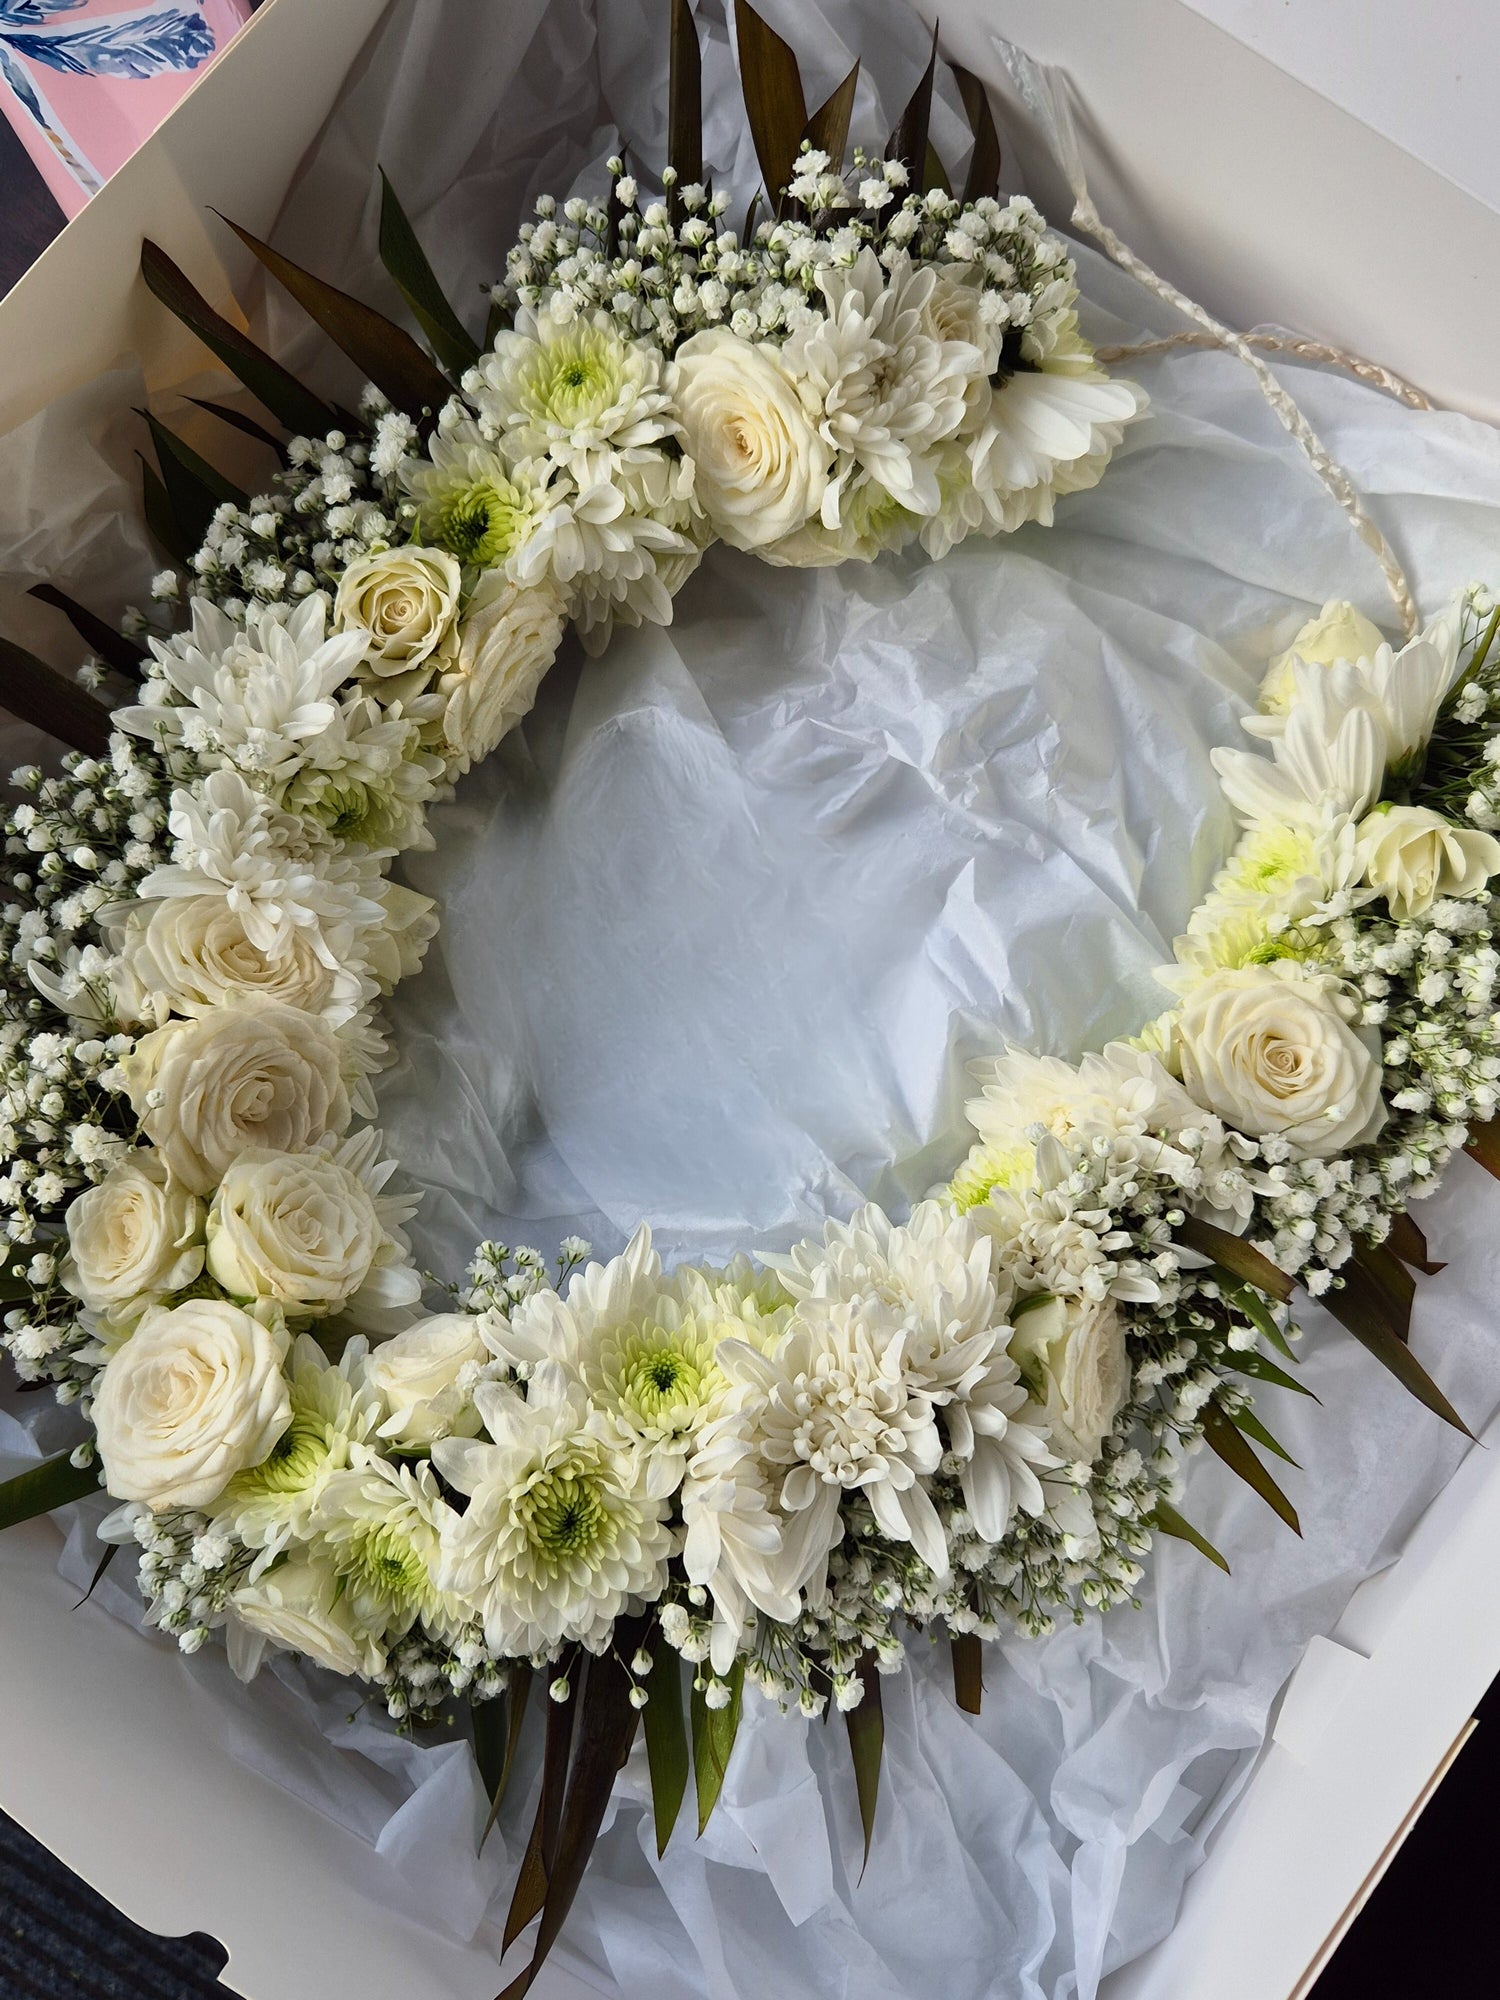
left=313, top=1456, right=458, bottom=1640
left=1215, top=819, right=1327, bottom=903
left=470, top=310, right=676, bottom=482
left=949, top=1139, right=1036, bottom=1212
left=214, top=1334, right=376, bottom=1552
left=403, top=426, right=548, bottom=571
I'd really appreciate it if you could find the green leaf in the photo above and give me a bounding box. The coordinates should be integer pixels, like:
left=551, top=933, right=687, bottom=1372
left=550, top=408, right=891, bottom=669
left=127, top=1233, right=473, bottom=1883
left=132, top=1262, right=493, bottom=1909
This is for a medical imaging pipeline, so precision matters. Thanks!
left=950, top=1631, right=983, bottom=1715
left=0, top=635, right=114, bottom=758
left=139, top=239, right=337, bottom=439
left=139, top=409, right=247, bottom=560
left=953, top=63, right=1002, bottom=204
left=1386, top=1210, right=1444, bottom=1276
left=642, top=1625, right=689, bottom=1857
left=501, top=1618, right=647, bottom=2000
left=138, top=452, right=187, bottom=566
left=923, top=139, right=952, bottom=198
left=216, top=214, right=455, bottom=426
left=668, top=0, right=704, bottom=218
left=484, top=293, right=511, bottom=350
left=1228, top=1404, right=1299, bottom=1467
left=1226, top=1283, right=1298, bottom=1362
left=887, top=25, right=938, bottom=186
left=502, top=1660, right=577, bottom=1953
left=1177, top=1214, right=1293, bottom=1303
left=844, top=1655, right=883, bottom=1877
left=691, top=1658, right=744, bottom=1836
left=1320, top=1262, right=1472, bottom=1437
left=480, top=1662, right=532, bottom=1849
left=0, top=1450, right=99, bottom=1531
left=74, top=1539, right=119, bottom=1609
left=378, top=168, right=481, bottom=379
left=27, top=585, right=142, bottom=682
left=802, top=61, right=859, bottom=175
left=1350, top=1238, right=1417, bottom=1341
left=473, top=1692, right=508, bottom=1816
left=734, top=0, right=808, bottom=212
left=1202, top=1401, right=1301, bottom=1536
left=1465, top=1113, right=1500, bottom=1180
left=186, top=396, right=283, bottom=450
left=1234, top=1346, right=1318, bottom=1402
left=1149, top=1499, right=1230, bottom=1574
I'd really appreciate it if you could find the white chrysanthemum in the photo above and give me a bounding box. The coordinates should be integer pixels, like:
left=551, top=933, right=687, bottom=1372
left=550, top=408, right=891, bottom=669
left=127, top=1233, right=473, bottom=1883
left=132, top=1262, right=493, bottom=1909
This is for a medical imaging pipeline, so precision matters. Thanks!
left=1243, top=606, right=1463, bottom=772
left=432, top=1371, right=674, bottom=1657
left=1213, top=674, right=1388, bottom=827
left=494, top=1226, right=786, bottom=1499
left=314, top=1454, right=464, bottom=1641
left=508, top=469, right=698, bottom=648
left=281, top=691, right=443, bottom=854
left=717, top=1293, right=949, bottom=1585
left=117, top=595, right=366, bottom=794
left=781, top=248, right=984, bottom=523
left=402, top=421, right=561, bottom=571
left=212, top=1331, right=378, bottom=1556
left=680, top=1413, right=813, bottom=1673
left=1209, top=805, right=1362, bottom=917
left=140, top=768, right=385, bottom=965
left=944, top=1340, right=1057, bottom=1539
left=471, top=308, right=679, bottom=486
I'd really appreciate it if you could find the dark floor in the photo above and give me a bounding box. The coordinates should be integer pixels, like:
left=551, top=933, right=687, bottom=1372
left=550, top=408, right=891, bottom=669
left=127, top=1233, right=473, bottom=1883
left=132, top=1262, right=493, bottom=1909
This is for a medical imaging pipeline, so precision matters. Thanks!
left=1, top=85, right=1496, bottom=2000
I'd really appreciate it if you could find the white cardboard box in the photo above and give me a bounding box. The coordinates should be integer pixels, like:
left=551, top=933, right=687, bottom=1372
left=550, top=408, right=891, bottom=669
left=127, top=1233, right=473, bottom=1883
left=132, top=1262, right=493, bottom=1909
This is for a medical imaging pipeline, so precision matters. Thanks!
left=3, top=3, right=1500, bottom=1997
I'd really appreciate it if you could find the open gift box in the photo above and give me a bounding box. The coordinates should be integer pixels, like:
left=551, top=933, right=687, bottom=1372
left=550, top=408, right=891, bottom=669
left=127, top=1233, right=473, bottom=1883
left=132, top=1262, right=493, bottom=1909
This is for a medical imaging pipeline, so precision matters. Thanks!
left=3, top=2, right=1500, bottom=1997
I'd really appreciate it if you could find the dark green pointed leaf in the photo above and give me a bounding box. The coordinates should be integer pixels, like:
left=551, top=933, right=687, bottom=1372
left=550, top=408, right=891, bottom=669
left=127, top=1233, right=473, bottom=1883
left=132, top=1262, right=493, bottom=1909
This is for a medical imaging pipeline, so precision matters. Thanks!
left=803, top=61, right=859, bottom=175
left=480, top=1662, right=532, bottom=1849
left=950, top=1631, right=983, bottom=1714
left=1228, top=1404, right=1299, bottom=1467
left=0, top=635, right=114, bottom=758
left=501, top=1618, right=646, bottom=2000
left=953, top=63, right=1002, bottom=204
left=1202, top=1402, right=1301, bottom=1535
left=643, top=1625, right=689, bottom=1857
left=138, top=452, right=187, bottom=567
left=691, top=1658, right=744, bottom=1835
left=1350, top=1238, right=1417, bottom=1341
left=1149, top=1499, right=1231, bottom=1574
left=74, top=1539, right=119, bottom=1609
left=844, top=1655, right=883, bottom=1877
left=0, top=1450, right=99, bottom=1530
left=923, top=140, right=952, bottom=197
left=140, top=239, right=337, bottom=439
left=1235, top=1346, right=1318, bottom=1402
left=1227, top=1283, right=1298, bottom=1362
left=1465, top=1114, right=1500, bottom=1180
left=668, top=0, right=703, bottom=217
left=484, top=293, right=510, bottom=350
left=378, top=168, right=481, bottom=379
left=140, top=409, right=247, bottom=559
left=217, top=215, right=454, bottom=425
left=887, top=25, right=938, bottom=185
left=734, top=0, right=808, bottom=211
left=186, top=397, right=283, bottom=450
left=1386, top=1210, right=1444, bottom=1276
left=503, top=1659, right=577, bottom=1952
left=27, top=585, right=141, bottom=682
left=1321, top=1262, right=1472, bottom=1436
left=473, top=1691, right=508, bottom=1814
left=1178, top=1215, right=1293, bottom=1303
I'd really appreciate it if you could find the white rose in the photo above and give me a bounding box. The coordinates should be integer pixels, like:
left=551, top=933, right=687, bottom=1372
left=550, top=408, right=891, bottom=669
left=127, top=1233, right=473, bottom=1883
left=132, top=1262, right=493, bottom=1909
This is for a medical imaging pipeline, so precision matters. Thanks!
left=123, top=1003, right=351, bottom=1197
left=61, top=1153, right=204, bottom=1312
left=674, top=328, right=830, bottom=549
left=1009, top=1294, right=1130, bottom=1464
left=366, top=1312, right=489, bottom=1447
left=228, top=1548, right=384, bottom=1681
left=116, top=895, right=340, bottom=1023
left=1259, top=599, right=1385, bottom=715
left=440, top=574, right=566, bottom=769
left=1175, top=965, right=1386, bottom=1157
left=206, top=1148, right=382, bottom=1316
left=1356, top=802, right=1500, bottom=921
left=334, top=546, right=461, bottom=677
left=92, top=1298, right=292, bottom=1511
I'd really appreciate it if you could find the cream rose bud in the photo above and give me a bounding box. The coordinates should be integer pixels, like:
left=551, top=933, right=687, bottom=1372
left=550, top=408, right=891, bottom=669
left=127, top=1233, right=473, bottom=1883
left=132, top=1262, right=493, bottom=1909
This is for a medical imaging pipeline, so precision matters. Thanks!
left=1259, top=599, right=1385, bottom=715
left=61, top=1154, right=204, bottom=1312
left=366, top=1312, right=489, bottom=1447
left=1009, top=1294, right=1130, bottom=1464
left=441, top=574, right=566, bottom=769
left=206, top=1148, right=382, bottom=1316
left=334, top=546, right=462, bottom=676
left=1356, top=803, right=1500, bottom=921
left=92, top=1299, right=292, bottom=1511
left=673, top=328, right=830, bottom=549
left=1175, top=965, right=1386, bottom=1157
left=116, top=894, right=341, bottom=1024
left=123, top=1002, right=351, bottom=1197
left=228, top=1549, right=383, bottom=1681
left=362, top=880, right=440, bottom=993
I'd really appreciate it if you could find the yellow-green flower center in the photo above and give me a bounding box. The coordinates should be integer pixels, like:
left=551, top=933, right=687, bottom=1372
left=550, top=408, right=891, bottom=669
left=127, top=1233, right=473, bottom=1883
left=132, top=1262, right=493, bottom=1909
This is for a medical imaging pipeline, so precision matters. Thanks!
left=949, top=1141, right=1034, bottom=1212
left=428, top=476, right=533, bottom=568
left=523, top=329, right=623, bottom=431
left=244, top=1413, right=329, bottom=1496
left=344, top=1524, right=429, bottom=1612
left=519, top=1465, right=610, bottom=1569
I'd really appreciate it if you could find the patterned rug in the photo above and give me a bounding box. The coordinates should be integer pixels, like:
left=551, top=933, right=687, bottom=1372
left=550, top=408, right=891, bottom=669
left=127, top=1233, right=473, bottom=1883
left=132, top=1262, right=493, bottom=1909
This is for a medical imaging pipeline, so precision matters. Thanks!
left=0, top=1809, right=226, bottom=1999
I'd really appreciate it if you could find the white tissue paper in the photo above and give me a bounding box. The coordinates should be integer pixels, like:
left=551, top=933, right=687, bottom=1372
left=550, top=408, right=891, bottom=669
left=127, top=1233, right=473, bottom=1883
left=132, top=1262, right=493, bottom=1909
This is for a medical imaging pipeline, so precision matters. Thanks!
left=5, top=1, right=1500, bottom=1995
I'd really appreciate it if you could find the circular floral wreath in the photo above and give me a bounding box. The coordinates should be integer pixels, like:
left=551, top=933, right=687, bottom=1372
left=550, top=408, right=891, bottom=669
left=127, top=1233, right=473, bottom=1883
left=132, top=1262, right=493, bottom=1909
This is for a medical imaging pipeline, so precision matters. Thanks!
left=2, top=15, right=1498, bottom=1982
